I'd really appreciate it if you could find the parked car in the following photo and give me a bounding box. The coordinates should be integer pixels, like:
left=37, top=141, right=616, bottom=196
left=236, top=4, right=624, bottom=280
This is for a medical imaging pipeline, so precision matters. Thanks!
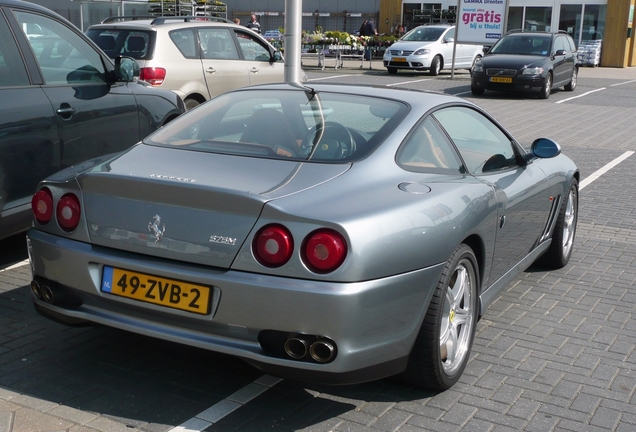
left=86, top=16, right=292, bottom=110
left=0, top=0, right=185, bottom=241
left=470, top=30, right=579, bottom=99
left=27, top=80, right=579, bottom=390
left=383, top=24, right=483, bottom=75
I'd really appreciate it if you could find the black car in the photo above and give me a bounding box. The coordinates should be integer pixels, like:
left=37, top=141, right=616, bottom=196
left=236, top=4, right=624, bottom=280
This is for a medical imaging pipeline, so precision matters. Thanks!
left=0, top=0, right=185, bottom=240
left=470, top=30, right=578, bottom=99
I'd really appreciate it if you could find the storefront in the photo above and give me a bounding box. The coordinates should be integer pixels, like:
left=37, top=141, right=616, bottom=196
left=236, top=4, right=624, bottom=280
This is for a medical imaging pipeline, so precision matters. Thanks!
left=381, top=0, right=635, bottom=66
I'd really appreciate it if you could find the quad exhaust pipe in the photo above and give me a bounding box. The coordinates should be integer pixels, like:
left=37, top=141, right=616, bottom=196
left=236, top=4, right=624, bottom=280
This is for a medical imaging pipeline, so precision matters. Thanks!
left=284, top=335, right=336, bottom=363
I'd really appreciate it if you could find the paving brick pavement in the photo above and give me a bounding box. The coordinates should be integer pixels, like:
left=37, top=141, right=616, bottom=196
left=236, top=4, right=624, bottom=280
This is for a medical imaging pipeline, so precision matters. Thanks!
left=1, top=65, right=636, bottom=431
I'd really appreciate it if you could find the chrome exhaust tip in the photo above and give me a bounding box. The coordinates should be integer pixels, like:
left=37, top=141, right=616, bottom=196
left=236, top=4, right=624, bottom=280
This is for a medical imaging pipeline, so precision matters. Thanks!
left=309, top=338, right=335, bottom=363
left=41, top=285, right=55, bottom=304
left=30, top=280, right=42, bottom=299
left=284, top=337, right=309, bottom=359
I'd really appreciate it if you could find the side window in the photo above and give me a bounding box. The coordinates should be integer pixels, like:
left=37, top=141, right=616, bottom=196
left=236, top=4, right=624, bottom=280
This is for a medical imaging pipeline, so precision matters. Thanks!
left=199, top=28, right=239, bottom=60
left=13, top=10, right=107, bottom=85
left=433, top=106, right=518, bottom=174
left=233, top=30, right=271, bottom=62
left=554, top=36, right=567, bottom=53
left=0, top=14, right=30, bottom=87
left=170, top=29, right=197, bottom=59
left=397, top=117, right=463, bottom=172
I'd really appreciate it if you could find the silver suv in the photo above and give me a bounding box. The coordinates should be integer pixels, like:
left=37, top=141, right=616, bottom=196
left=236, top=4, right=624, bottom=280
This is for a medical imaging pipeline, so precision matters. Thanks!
left=383, top=24, right=483, bottom=76
left=86, top=16, right=289, bottom=110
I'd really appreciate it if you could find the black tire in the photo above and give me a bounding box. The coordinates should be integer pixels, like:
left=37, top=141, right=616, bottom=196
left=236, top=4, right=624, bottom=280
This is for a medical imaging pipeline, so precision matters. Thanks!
left=184, top=98, right=200, bottom=111
left=387, top=67, right=398, bottom=74
left=471, top=85, right=484, bottom=95
left=564, top=68, right=577, bottom=91
left=401, top=244, right=479, bottom=390
left=429, top=56, right=442, bottom=76
left=538, top=72, right=552, bottom=99
left=538, top=178, right=578, bottom=269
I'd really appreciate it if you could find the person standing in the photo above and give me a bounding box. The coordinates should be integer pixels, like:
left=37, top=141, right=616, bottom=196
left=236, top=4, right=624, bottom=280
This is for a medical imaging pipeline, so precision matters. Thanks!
left=246, top=14, right=261, bottom=34
left=233, top=17, right=240, bottom=25
left=365, top=19, right=378, bottom=37
left=359, top=20, right=368, bottom=36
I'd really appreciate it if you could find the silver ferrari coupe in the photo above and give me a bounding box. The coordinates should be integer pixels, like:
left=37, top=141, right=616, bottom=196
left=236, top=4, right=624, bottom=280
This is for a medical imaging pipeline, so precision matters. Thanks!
left=27, top=82, right=579, bottom=390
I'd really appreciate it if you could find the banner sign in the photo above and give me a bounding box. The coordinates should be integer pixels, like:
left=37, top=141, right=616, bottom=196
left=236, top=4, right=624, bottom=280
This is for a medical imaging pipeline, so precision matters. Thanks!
left=456, top=0, right=508, bottom=45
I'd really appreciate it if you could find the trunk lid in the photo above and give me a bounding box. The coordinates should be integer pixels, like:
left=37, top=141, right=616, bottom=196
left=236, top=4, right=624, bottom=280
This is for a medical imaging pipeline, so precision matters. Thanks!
left=80, top=145, right=349, bottom=267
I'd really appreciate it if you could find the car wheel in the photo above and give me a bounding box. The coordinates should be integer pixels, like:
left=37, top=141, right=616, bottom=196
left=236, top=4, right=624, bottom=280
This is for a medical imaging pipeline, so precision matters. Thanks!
left=184, top=98, right=200, bottom=111
left=538, top=72, right=552, bottom=99
left=429, top=56, right=442, bottom=76
left=401, top=244, right=479, bottom=390
left=538, top=178, right=578, bottom=269
left=564, top=68, right=577, bottom=91
left=387, top=67, right=398, bottom=74
left=471, top=85, right=484, bottom=95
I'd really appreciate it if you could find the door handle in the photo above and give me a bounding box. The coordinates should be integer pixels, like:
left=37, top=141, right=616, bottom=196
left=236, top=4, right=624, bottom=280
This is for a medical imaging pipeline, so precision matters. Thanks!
left=56, top=104, right=76, bottom=120
left=206, top=67, right=216, bottom=74
left=250, top=67, right=259, bottom=73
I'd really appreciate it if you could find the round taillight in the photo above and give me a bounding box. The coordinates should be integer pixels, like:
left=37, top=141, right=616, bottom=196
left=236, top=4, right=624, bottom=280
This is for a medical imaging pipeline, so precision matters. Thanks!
left=253, top=224, right=294, bottom=267
left=56, top=194, right=81, bottom=232
left=31, top=188, right=54, bottom=225
left=303, top=229, right=347, bottom=273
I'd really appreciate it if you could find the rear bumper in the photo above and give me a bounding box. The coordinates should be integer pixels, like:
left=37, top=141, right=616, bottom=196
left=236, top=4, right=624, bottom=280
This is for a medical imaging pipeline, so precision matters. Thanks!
left=27, top=228, right=443, bottom=385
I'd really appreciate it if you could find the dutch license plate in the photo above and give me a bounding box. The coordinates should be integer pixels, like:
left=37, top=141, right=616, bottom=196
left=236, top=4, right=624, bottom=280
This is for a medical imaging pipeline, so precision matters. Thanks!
left=490, top=77, right=512, bottom=83
left=393, top=57, right=407, bottom=62
left=101, top=266, right=210, bottom=315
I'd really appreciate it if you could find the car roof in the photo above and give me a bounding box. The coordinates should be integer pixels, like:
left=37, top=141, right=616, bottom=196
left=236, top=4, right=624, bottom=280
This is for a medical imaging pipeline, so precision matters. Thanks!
left=88, top=16, right=238, bottom=31
left=231, top=82, right=471, bottom=111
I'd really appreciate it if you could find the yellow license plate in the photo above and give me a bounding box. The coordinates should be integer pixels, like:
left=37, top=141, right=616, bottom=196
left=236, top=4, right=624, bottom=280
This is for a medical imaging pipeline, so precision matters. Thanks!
left=101, top=266, right=210, bottom=315
left=490, top=77, right=512, bottom=83
left=393, top=57, right=407, bottom=62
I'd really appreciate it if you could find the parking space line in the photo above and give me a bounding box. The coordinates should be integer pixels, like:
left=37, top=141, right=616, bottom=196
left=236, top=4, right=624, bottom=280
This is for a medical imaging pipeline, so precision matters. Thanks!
left=610, top=79, right=636, bottom=87
left=580, top=150, right=635, bottom=190
left=0, top=259, right=28, bottom=272
left=168, top=375, right=282, bottom=432
left=386, top=78, right=432, bottom=87
left=307, top=75, right=350, bottom=81
left=556, top=87, right=606, bottom=103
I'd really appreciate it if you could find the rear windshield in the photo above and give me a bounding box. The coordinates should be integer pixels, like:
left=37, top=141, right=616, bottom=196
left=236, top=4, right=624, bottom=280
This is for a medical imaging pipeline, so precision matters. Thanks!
left=86, top=28, right=152, bottom=59
left=146, top=89, right=408, bottom=163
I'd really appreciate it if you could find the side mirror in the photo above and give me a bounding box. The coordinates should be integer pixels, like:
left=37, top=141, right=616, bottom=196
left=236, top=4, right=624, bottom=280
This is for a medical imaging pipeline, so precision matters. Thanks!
left=483, top=46, right=490, bottom=53
left=555, top=49, right=567, bottom=56
left=530, top=138, right=561, bottom=159
left=272, top=50, right=283, bottom=62
left=115, top=56, right=140, bottom=82
left=444, top=37, right=454, bottom=44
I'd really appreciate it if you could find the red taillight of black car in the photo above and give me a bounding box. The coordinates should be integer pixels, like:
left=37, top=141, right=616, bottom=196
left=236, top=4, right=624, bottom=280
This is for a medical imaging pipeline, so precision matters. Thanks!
left=302, top=229, right=347, bottom=273
left=31, top=188, right=54, bottom=225
left=32, top=189, right=81, bottom=232
left=253, top=224, right=294, bottom=267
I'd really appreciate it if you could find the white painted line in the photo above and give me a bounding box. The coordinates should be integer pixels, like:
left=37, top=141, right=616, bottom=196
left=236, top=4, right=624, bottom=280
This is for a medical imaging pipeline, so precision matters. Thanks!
left=168, top=375, right=282, bottom=432
left=386, top=78, right=431, bottom=87
left=453, top=90, right=472, bottom=96
left=579, top=151, right=635, bottom=190
left=610, top=79, right=636, bottom=87
left=0, top=259, right=29, bottom=273
left=556, top=87, right=605, bottom=104
left=307, top=75, right=350, bottom=81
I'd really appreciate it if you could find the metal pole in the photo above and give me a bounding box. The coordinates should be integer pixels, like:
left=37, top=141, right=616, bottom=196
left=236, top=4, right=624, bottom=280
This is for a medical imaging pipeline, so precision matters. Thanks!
left=284, top=0, right=304, bottom=87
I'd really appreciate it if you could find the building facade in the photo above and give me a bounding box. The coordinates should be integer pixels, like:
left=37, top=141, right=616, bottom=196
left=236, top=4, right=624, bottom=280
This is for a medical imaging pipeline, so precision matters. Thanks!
left=27, top=0, right=635, bottom=66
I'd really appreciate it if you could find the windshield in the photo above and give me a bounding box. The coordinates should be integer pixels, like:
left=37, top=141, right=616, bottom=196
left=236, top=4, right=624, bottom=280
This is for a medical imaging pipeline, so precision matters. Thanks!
left=146, top=89, right=408, bottom=163
left=401, top=27, right=446, bottom=42
left=489, top=35, right=552, bottom=55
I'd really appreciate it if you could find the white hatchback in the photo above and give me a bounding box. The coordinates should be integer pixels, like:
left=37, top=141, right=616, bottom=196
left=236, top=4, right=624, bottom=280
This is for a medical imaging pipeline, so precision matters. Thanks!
left=87, top=16, right=291, bottom=110
left=383, top=24, right=483, bottom=76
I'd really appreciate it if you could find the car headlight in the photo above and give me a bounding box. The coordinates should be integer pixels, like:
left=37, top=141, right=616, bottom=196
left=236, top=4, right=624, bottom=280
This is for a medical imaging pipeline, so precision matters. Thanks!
left=413, top=48, right=430, bottom=56
left=522, top=67, right=544, bottom=75
left=472, top=62, right=483, bottom=73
